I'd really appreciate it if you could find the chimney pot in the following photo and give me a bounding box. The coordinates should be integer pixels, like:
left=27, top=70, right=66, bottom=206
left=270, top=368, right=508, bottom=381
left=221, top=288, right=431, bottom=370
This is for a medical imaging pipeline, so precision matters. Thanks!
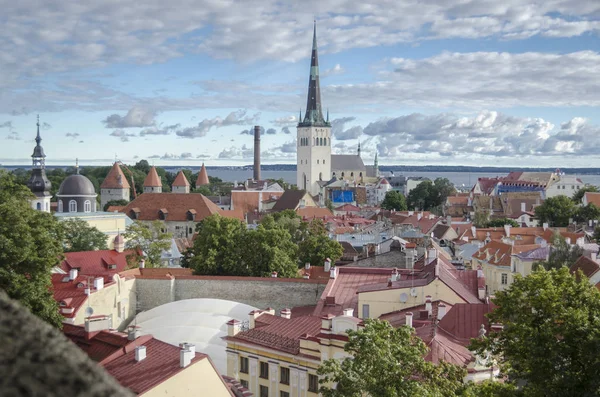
left=330, top=267, right=337, bottom=279
left=135, top=346, right=146, bottom=362
left=324, top=259, right=331, bottom=272
left=128, top=326, right=141, bottom=341
left=180, top=342, right=196, bottom=356
left=139, top=259, right=145, bottom=269
left=93, top=277, right=104, bottom=291
left=343, top=308, right=354, bottom=317
left=271, top=271, right=277, bottom=278
left=305, top=263, right=311, bottom=270
left=227, top=319, right=241, bottom=336
left=405, top=312, right=413, bottom=328
left=280, top=308, right=292, bottom=319
left=69, top=268, right=78, bottom=281
left=180, top=348, right=193, bottom=368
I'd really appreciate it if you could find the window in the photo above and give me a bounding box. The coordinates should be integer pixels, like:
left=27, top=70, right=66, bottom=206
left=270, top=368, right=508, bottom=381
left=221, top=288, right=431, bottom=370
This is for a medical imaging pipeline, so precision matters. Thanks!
left=259, top=361, right=269, bottom=379
left=501, top=273, right=508, bottom=285
left=280, top=392, right=290, bottom=397
left=317, top=159, right=319, bottom=164
left=280, top=367, right=290, bottom=385
left=351, top=172, right=354, bottom=177
left=362, top=304, right=370, bottom=319
left=240, top=379, right=248, bottom=389
left=84, top=200, right=91, bottom=213
left=260, top=385, right=268, bottom=397
left=36, top=202, right=41, bottom=210
left=308, top=374, right=319, bottom=393
left=323, top=159, right=325, bottom=164
left=69, top=200, right=77, bottom=212
left=240, top=357, right=249, bottom=374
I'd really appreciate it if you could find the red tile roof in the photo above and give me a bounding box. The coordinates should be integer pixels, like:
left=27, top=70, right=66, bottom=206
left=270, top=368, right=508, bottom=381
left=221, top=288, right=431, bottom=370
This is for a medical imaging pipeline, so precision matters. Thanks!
left=120, top=192, right=221, bottom=221
left=106, top=205, right=125, bottom=212
left=172, top=170, right=190, bottom=187
left=334, top=204, right=360, bottom=212
left=226, top=313, right=322, bottom=355
left=446, top=196, right=469, bottom=206
left=52, top=274, right=93, bottom=318
left=296, top=207, right=333, bottom=220
left=570, top=255, right=600, bottom=279
left=101, top=163, right=131, bottom=189
left=143, top=166, right=162, bottom=187
left=103, top=338, right=207, bottom=394
left=60, top=249, right=134, bottom=276
left=196, top=163, right=210, bottom=186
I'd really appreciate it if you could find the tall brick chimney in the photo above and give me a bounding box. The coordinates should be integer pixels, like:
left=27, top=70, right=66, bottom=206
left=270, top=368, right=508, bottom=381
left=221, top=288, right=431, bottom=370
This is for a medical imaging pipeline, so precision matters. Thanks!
left=253, top=125, right=261, bottom=181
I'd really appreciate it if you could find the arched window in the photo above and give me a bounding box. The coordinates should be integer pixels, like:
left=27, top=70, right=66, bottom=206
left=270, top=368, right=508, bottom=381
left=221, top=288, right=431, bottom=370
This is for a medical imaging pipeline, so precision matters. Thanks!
left=317, top=160, right=319, bottom=164
left=341, top=172, right=345, bottom=177
left=351, top=172, right=354, bottom=177
left=69, top=200, right=77, bottom=213
left=58, top=200, right=63, bottom=213
left=36, top=202, right=41, bottom=210
left=320, top=137, right=324, bottom=146
left=323, top=159, right=326, bottom=164
left=360, top=172, right=363, bottom=178
left=84, top=200, right=91, bottom=213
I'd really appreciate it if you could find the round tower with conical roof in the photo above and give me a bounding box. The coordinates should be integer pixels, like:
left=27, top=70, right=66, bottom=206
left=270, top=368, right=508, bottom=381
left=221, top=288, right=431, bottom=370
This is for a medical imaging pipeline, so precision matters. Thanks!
left=100, top=162, right=130, bottom=209
left=27, top=116, right=52, bottom=212
left=143, top=166, right=162, bottom=193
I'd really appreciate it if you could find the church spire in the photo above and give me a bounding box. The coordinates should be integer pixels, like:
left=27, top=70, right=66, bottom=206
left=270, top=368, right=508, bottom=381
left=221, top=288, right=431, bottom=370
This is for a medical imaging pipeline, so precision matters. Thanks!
left=357, top=141, right=361, bottom=157
left=31, top=114, right=46, bottom=168
left=299, top=21, right=328, bottom=127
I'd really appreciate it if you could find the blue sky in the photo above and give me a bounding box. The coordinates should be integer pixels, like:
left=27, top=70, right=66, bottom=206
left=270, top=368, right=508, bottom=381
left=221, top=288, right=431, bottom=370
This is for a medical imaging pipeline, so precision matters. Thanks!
left=2, top=1, right=600, bottom=167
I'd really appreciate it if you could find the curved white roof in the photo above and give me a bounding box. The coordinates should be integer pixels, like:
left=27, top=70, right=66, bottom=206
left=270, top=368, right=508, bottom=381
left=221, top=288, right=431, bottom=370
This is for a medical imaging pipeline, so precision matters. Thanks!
left=130, top=299, right=257, bottom=374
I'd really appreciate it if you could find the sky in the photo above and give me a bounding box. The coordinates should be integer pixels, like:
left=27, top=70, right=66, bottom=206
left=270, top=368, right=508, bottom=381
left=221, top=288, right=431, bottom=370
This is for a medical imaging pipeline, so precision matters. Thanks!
left=2, top=1, right=600, bottom=168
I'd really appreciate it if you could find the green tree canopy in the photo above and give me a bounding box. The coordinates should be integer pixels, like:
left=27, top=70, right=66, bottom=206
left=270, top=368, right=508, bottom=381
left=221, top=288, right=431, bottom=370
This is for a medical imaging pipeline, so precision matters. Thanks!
left=242, top=225, right=298, bottom=277
left=534, top=233, right=583, bottom=271
left=318, top=319, right=469, bottom=397
left=380, top=190, right=407, bottom=211
left=472, top=209, right=490, bottom=228
left=0, top=170, right=64, bottom=327
left=193, top=186, right=212, bottom=196
left=433, top=177, right=457, bottom=207
left=297, top=220, right=343, bottom=267
left=487, top=218, right=519, bottom=228
left=534, top=195, right=577, bottom=227
left=123, top=220, right=172, bottom=268
left=572, top=185, right=599, bottom=203
left=574, top=203, right=600, bottom=224
left=61, top=218, right=108, bottom=252
left=472, top=267, right=600, bottom=396
left=103, top=199, right=129, bottom=212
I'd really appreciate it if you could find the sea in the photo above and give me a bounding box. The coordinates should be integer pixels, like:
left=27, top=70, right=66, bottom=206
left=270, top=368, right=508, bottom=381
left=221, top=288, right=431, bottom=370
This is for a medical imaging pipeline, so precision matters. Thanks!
left=207, top=170, right=600, bottom=189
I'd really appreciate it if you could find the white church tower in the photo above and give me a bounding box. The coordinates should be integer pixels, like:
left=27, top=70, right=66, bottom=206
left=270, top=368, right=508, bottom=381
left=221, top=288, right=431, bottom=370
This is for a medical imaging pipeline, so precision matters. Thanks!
left=27, top=116, right=52, bottom=212
left=297, top=22, right=331, bottom=196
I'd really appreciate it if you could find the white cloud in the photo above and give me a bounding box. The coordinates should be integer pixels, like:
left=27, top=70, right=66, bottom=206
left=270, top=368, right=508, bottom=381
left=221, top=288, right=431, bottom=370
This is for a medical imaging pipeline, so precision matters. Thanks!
left=104, top=107, right=156, bottom=128
left=177, top=110, right=259, bottom=138
left=65, top=132, right=80, bottom=140
left=322, top=64, right=344, bottom=77
left=109, top=129, right=137, bottom=142
left=218, top=144, right=254, bottom=159
left=271, top=115, right=298, bottom=126
left=140, top=123, right=181, bottom=136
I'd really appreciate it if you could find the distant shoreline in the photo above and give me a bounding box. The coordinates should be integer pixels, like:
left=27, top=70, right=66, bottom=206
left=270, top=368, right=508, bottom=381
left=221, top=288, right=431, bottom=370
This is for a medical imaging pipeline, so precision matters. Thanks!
left=3, top=164, right=600, bottom=175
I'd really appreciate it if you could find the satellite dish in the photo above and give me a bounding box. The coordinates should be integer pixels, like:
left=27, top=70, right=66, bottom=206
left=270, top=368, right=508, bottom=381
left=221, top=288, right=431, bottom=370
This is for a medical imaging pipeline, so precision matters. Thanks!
left=400, top=293, right=408, bottom=303
left=85, top=307, right=94, bottom=317
left=410, top=288, right=418, bottom=297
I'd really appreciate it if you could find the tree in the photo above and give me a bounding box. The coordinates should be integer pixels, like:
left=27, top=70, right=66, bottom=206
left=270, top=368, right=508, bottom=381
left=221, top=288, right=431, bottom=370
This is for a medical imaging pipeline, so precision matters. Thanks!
left=103, top=199, right=129, bottom=212
left=318, top=319, right=468, bottom=396
left=190, top=214, right=246, bottom=275
left=0, top=170, right=64, bottom=328
left=471, top=267, right=600, bottom=396
left=133, top=159, right=151, bottom=174
left=534, top=195, right=577, bottom=227
left=193, top=186, right=212, bottom=196
left=574, top=203, right=600, bottom=224
left=298, top=220, right=343, bottom=267
left=242, top=225, right=299, bottom=277
left=325, top=198, right=334, bottom=212
left=534, top=233, right=583, bottom=271
left=487, top=218, right=519, bottom=228
left=432, top=177, right=457, bottom=207
left=380, top=191, right=407, bottom=211
left=406, top=180, right=436, bottom=211
left=572, top=185, right=598, bottom=203
left=123, top=220, right=172, bottom=268
left=61, top=218, right=108, bottom=252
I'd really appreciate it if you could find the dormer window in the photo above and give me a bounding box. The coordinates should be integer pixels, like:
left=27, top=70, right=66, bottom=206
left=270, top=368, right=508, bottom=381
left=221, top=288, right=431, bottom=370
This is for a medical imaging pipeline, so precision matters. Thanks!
left=159, top=208, right=168, bottom=220
left=187, top=209, right=197, bottom=221
left=59, top=301, right=67, bottom=307
left=107, top=264, right=117, bottom=270
left=77, top=282, right=85, bottom=288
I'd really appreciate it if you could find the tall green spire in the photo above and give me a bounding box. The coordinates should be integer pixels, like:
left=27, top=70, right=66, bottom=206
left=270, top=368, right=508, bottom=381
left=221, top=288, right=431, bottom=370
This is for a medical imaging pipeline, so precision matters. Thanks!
left=299, top=21, right=329, bottom=127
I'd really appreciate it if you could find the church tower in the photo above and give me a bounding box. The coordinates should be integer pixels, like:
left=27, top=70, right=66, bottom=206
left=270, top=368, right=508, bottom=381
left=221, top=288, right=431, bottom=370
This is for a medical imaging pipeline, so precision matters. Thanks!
left=297, top=22, right=331, bottom=196
left=27, top=116, right=52, bottom=212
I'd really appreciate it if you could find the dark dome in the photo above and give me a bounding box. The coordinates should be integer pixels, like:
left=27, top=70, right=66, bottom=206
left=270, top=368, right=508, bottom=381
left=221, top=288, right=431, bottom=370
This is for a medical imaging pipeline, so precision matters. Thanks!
left=58, top=174, right=96, bottom=196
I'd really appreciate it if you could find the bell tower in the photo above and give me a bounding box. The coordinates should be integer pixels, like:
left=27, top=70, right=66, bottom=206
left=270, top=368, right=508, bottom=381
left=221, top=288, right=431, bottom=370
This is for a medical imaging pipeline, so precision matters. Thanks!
left=296, top=22, right=331, bottom=196
left=27, top=115, right=52, bottom=212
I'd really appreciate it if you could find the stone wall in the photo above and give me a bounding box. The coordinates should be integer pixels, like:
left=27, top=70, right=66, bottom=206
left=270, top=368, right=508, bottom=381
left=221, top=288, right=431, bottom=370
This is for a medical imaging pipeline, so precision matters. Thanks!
left=136, top=276, right=327, bottom=313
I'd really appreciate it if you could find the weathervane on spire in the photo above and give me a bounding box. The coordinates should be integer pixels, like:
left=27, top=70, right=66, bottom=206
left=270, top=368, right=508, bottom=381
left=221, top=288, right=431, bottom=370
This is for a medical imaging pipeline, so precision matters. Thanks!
left=75, top=158, right=79, bottom=174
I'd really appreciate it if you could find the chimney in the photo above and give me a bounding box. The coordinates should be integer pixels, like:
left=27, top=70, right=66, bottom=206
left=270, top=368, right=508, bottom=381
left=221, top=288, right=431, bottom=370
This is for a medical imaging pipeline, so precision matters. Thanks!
left=85, top=315, right=111, bottom=333
left=93, top=277, right=104, bottom=290
left=428, top=248, right=437, bottom=261
left=425, top=295, right=432, bottom=317
left=271, top=271, right=278, bottom=278
left=280, top=308, right=292, bottom=319
left=343, top=308, right=354, bottom=317
left=446, top=215, right=452, bottom=225
left=565, top=237, right=571, bottom=245
left=180, top=342, right=196, bottom=356
left=324, top=258, right=331, bottom=272
left=127, top=326, right=141, bottom=341
left=543, top=222, right=548, bottom=231
left=437, top=304, right=447, bottom=320
left=504, top=224, right=511, bottom=237
left=520, top=202, right=526, bottom=212
left=226, top=319, right=241, bottom=336
left=330, top=266, right=337, bottom=279
left=253, top=125, right=261, bottom=181
left=405, top=312, right=413, bottom=328
left=135, top=346, right=146, bottom=362
left=139, top=259, right=145, bottom=269
left=391, top=268, right=399, bottom=282
left=180, top=348, right=194, bottom=368
left=303, top=274, right=310, bottom=279
left=321, top=314, right=334, bottom=330
left=417, top=212, right=423, bottom=221
left=305, top=263, right=311, bottom=270
left=69, top=268, right=78, bottom=281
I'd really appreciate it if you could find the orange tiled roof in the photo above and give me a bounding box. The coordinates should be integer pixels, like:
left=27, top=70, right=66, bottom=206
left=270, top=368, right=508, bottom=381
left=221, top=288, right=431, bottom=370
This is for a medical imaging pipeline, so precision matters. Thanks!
left=196, top=163, right=209, bottom=186
left=143, top=166, right=162, bottom=187
left=101, top=163, right=131, bottom=189
left=296, top=207, right=333, bottom=219
left=172, top=170, right=190, bottom=187
left=121, top=193, right=221, bottom=221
